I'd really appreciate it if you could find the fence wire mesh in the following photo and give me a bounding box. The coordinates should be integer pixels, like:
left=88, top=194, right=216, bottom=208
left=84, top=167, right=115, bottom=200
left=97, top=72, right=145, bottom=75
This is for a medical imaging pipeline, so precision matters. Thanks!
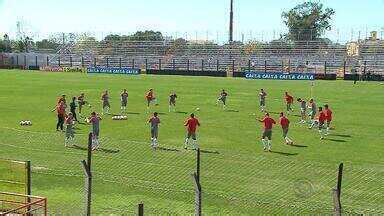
left=0, top=127, right=383, bottom=214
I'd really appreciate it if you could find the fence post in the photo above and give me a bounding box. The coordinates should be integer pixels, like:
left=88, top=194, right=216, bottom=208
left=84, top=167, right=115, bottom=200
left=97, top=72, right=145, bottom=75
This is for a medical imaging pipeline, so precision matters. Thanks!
left=138, top=203, right=144, bottom=216
left=106, top=57, right=109, bottom=67
left=196, top=148, right=200, bottom=182
left=24, top=55, right=27, bottom=68
left=201, top=59, right=204, bottom=71
left=159, top=59, right=162, bottom=70
left=332, top=163, right=343, bottom=216
left=46, top=56, right=49, bottom=66
left=26, top=160, right=31, bottom=215
left=187, top=59, right=190, bottom=71
left=35, top=56, right=38, bottom=67
left=324, top=61, right=327, bottom=75
left=192, top=173, right=202, bottom=216
left=94, top=58, right=96, bottom=67
left=132, top=59, right=135, bottom=69
left=58, top=57, right=61, bottom=67
left=281, top=59, right=284, bottom=72
left=81, top=57, right=84, bottom=68
left=343, top=61, right=346, bottom=78
left=145, top=59, right=148, bottom=71
left=119, top=58, right=122, bottom=68
left=173, top=59, right=176, bottom=70
left=69, top=56, right=72, bottom=67
left=216, top=59, right=219, bottom=72
left=81, top=133, right=93, bottom=216
left=16, top=55, right=19, bottom=66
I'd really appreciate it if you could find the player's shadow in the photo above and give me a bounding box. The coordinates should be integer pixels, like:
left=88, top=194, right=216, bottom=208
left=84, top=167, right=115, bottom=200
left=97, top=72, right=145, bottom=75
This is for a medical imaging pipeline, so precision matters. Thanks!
left=98, top=148, right=120, bottom=154
left=126, top=112, right=140, bottom=115
left=225, top=109, right=239, bottom=113
left=290, top=144, right=308, bottom=148
left=70, top=145, right=87, bottom=151
left=325, top=138, right=347, bottom=143
left=175, top=111, right=188, bottom=114
left=157, top=147, right=180, bottom=152
left=69, top=145, right=119, bottom=154
left=269, top=151, right=298, bottom=156
left=329, top=134, right=352, bottom=138
left=200, top=149, right=220, bottom=154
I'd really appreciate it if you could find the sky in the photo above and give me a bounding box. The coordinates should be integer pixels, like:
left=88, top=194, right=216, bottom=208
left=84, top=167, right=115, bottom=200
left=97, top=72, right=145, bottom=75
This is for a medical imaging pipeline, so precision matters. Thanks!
left=0, top=0, right=383, bottom=42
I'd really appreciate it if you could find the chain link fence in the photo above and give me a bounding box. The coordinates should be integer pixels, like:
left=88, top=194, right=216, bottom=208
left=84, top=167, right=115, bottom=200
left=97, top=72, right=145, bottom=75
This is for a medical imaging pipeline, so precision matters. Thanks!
left=0, top=126, right=383, bottom=214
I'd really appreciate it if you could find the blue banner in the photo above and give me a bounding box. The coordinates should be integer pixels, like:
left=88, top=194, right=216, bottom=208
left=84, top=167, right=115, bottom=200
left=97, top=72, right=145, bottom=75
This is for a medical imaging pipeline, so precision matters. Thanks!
left=245, top=72, right=315, bottom=80
left=87, top=67, right=140, bottom=75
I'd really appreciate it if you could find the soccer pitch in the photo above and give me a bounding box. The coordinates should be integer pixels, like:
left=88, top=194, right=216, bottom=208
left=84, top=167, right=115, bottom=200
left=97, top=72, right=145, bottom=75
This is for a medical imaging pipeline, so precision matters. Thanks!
left=0, top=69, right=383, bottom=214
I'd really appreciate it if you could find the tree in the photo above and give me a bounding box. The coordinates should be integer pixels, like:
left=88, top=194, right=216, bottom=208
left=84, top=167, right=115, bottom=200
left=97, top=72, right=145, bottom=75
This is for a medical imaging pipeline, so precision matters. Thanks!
left=167, top=38, right=188, bottom=55
left=128, top=31, right=163, bottom=41
left=282, top=2, right=335, bottom=41
left=35, top=39, right=60, bottom=50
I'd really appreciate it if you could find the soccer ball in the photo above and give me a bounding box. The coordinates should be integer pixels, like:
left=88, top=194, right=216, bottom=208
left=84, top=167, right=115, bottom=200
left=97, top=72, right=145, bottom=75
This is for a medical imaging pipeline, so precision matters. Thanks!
left=20, top=121, right=25, bottom=126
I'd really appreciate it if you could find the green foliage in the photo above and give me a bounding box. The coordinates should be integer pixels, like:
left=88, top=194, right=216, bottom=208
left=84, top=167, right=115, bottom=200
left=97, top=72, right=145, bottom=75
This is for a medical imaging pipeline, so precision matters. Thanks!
left=282, top=2, right=335, bottom=41
left=35, top=39, right=60, bottom=50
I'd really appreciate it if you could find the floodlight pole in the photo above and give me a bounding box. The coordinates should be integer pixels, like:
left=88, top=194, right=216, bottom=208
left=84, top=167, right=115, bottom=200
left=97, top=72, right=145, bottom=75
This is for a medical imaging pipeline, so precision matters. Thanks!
left=229, top=0, right=234, bottom=63
left=229, top=0, right=234, bottom=43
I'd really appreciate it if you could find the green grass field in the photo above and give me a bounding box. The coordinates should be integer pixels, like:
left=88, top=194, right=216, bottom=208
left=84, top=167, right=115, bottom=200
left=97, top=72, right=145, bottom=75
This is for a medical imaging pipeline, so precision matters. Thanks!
left=0, top=69, right=383, bottom=215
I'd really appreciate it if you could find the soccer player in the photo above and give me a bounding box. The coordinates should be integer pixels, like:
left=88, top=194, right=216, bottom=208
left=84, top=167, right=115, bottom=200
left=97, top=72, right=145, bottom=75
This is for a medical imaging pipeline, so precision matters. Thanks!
left=69, top=97, right=78, bottom=122
left=324, top=104, right=333, bottom=135
left=78, top=93, right=90, bottom=115
left=184, top=113, right=201, bottom=150
left=216, top=89, right=228, bottom=109
left=284, top=92, right=294, bottom=114
left=297, top=98, right=307, bottom=123
left=317, top=107, right=327, bottom=140
left=55, top=101, right=66, bottom=132
left=101, top=90, right=110, bottom=115
left=279, top=112, right=294, bottom=145
left=64, top=112, right=75, bottom=147
left=259, top=89, right=267, bottom=112
left=308, top=99, right=317, bottom=128
left=258, top=112, right=276, bottom=152
left=148, top=112, right=161, bottom=149
left=121, top=89, right=128, bottom=113
left=57, top=94, right=67, bottom=107
left=89, top=112, right=102, bottom=150
left=169, top=91, right=177, bottom=112
left=145, top=89, right=158, bottom=110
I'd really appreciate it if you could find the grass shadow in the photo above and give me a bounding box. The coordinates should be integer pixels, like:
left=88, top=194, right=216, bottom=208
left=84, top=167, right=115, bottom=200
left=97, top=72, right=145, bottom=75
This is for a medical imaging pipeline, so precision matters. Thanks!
left=269, top=151, right=298, bottom=156
left=157, top=112, right=168, bottom=115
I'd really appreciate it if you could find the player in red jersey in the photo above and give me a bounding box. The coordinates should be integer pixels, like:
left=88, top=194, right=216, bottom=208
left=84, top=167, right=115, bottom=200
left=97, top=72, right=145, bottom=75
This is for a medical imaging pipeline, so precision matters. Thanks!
left=145, top=89, right=158, bottom=110
left=324, top=104, right=333, bottom=135
left=317, top=107, right=327, bottom=140
left=279, top=112, right=294, bottom=145
left=184, top=113, right=201, bottom=150
left=258, top=113, right=276, bottom=151
left=101, top=90, right=110, bottom=115
left=284, top=92, right=294, bottom=114
left=54, top=101, right=66, bottom=132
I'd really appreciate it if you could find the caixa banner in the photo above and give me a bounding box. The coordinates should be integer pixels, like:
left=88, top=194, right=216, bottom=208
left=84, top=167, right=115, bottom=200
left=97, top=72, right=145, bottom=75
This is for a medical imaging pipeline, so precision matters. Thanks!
left=87, top=67, right=140, bottom=75
left=245, top=72, right=315, bottom=80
